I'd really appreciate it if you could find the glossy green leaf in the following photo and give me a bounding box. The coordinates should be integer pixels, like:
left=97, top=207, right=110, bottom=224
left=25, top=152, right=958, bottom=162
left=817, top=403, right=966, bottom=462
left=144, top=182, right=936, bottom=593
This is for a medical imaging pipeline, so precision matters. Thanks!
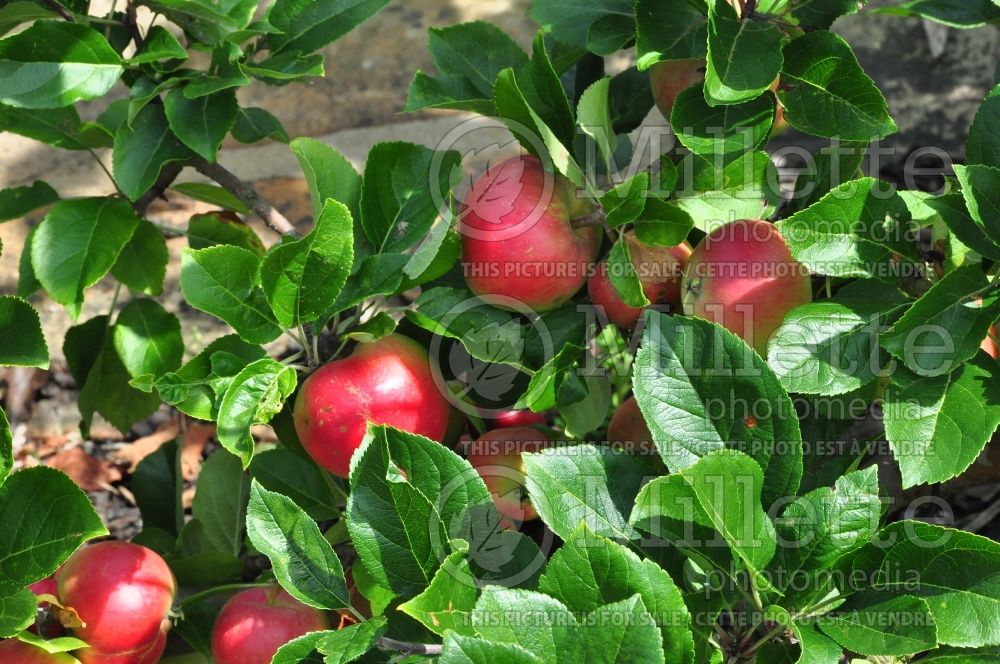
left=164, top=88, right=238, bottom=162
left=0, top=21, right=123, bottom=108
left=0, top=587, right=36, bottom=637
left=32, top=197, right=139, bottom=311
left=818, top=593, right=937, bottom=656
left=582, top=595, right=665, bottom=664
left=290, top=137, right=361, bottom=220
left=399, top=551, right=478, bottom=637
left=472, top=587, right=580, bottom=662
left=0, top=297, right=48, bottom=368
left=632, top=312, right=802, bottom=506
left=113, top=298, right=183, bottom=379
left=179, top=245, right=281, bottom=344
left=249, top=447, right=341, bottom=521
left=246, top=480, right=350, bottom=609
left=232, top=106, right=289, bottom=144
left=216, top=358, right=296, bottom=466
left=671, top=86, right=774, bottom=164
left=704, top=0, right=783, bottom=106
left=111, top=220, right=169, bottom=296
left=192, top=449, right=249, bottom=556
left=113, top=103, right=193, bottom=201
left=265, top=0, right=391, bottom=54
left=440, top=633, right=543, bottom=664
left=634, top=0, right=707, bottom=68
left=0, top=181, right=58, bottom=222
left=261, top=199, right=354, bottom=327
left=527, top=0, right=632, bottom=52
left=129, top=25, right=188, bottom=63
left=316, top=616, right=387, bottom=663
left=0, top=466, right=107, bottom=592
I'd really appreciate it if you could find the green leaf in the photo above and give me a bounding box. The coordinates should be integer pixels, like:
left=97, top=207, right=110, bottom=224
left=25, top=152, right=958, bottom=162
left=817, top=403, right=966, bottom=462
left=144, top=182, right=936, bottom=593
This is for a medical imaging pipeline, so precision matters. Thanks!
left=324, top=252, right=409, bottom=317
left=577, top=77, right=616, bottom=171
left=768, top=279, right=909, bottom=395
left=559, top=374, right=611, bottom=438
left=261, top=199, right=354, bottom=327
left=849, top=521, right=1000, bottom=647
left=927, top=193, right=1000, bottom=262
left=0, top=21, right=123, bottom=108
left=775, top=177, right=914, bottom=279
left=779, top=31, right=896, bottom=140
left=955, top=164, right=1000, bottom=242
left=633, top=313, right=803, bottom=506
left=884, top=354, right=1000, bottom=488
left=967, top=84, right=1000, bottom=169
left=405, top=21, right=528, bottom=114
left=346, top=425, right=494, bottom=598
left=601, top=173, right=649, bottom=228
left=249, top=447, right=340, bottom=521
left=180, top=245, right=281, bottom=344
left=784, top=0, right=864, bottom=29
left=13, top=632, right=89, bottom=654
left=632, top=450, right=777, bottom=582
left=773, top=467, right=881, bottom=608
left=399, top=551, right=478, bottom=636
left=0, top=2, right=56, bottom=37
left=188, top=211, right=264, bottom=255
left=0, top=297, right=48, bottom=368
left=818, top=593, right=937, bottom=656
left=216, top=358, right=297, bottom=466
left=360, top=141, right=459, bottom=253
left=232, top=106, right=289, bottom=144
left=0, top=105, right=108, bottom=150
left=582, top=595, right=665, bottom=664
left=111, top=220, right=169, bottom=296
left=271, top=631, right=328, bottom=664
left=441, top=633, right=543, bottom=664
left=113, top=103, right=193, bottom=201
left=522, top=444, right=641, bottom=541
left=265, top=0, right=391, bottom=54
left=129, top=25, right=188, bottom=63
left=788, top=141, right=868, bottom=213
left=919, top=646, right=1000, bottom=663
left=240, top=52, right=324, bottom=83
left=192, top=449, right=249, bottom=556
left=152, top=335, right=266, bottom=420
left=494, top=67, right=585, bottom=186
left=290, top=137, right=361, bottom=220
left=164, top=88, right=237, bottom=162
left=133, top=438, right=183, bottom=535
left=607, top=236, right=648, bottom=308
left=32, top=197, right=139, bottom=311
left=316, top=616, right=387, bottom=663
left=704, top=0, right=783, bottom=106
left=635, top=0, right=707, bottom=67
left=113, top=298, right=183, bottom=379
left=538, top=525, right=694, bottom=664
left=671, top=86, right=774, bottom=164
left=472, top=587, right=580, bottom=662
left=142, top=0, right=251, bottom=44
left=172, top=183, right=251, bottom=214
left=874, top=0, right=1000, bottom=28
left=0, top=587, right=36, bottom=637
left=0, top=466, right=107, bottom=591
left=882, top=265, right=1000, bottom=377
left=0, top=407, right=10, bottom=483
left=633, top=201, right=694, bottom=247
left=0, top=181, right=58, bottom=222
left=527, top=0, right=633, bottom=52
left=247, top=480, right=350, bottom=609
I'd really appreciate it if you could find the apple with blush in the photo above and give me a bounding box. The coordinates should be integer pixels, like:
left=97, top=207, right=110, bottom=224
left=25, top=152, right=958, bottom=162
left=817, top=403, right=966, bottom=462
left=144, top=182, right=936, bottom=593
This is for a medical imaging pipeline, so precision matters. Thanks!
left=294, top=334, right=451, bottom=478
left=211, top=586, right=329, bottom=664
left=460, top=155, right=601, bottom=312
left=0, top=639, right=76, bottom=664
left=466, top=427, right=555, bottom=524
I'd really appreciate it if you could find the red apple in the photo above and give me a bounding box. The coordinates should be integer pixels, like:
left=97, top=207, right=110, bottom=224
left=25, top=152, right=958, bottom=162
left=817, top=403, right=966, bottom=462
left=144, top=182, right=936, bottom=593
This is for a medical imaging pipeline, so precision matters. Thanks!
left=682, top=219, right=811, bottom=357
left=294, top=334, right=451, bottom=478
left=606, top=397, right=653, bottom=454
left=588, top=232, right=692, bottom=328
left=56, top=542, right=175, bottom=659
left=491, top=409, right=547, bottom=428
left=466, top=427, right=555, bottom=523
left=460, top=155, right=601, bottom=312
left=75, top=627, right=167, bottom=664
left=211, top=586, right=329, bottom=664
left=649, top=59, right=706, bottom=121
left=0, top=639, right=75, bottom=663
left=983, top=325, right=998, bottom=359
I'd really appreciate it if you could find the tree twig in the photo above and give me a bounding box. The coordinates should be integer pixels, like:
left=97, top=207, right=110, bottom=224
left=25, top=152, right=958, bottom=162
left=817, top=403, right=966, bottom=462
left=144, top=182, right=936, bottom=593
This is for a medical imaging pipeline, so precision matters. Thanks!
left=194, top=159, right=299, bottom=236
left=43, top=0, right=75, bottom=21
left=377, top=637, right=443, bottom=656
left=134, top=162, right=185, bottom=216
left=124, top=2, right=145, bottom=51
left=743, top=0, right=757, bottom=19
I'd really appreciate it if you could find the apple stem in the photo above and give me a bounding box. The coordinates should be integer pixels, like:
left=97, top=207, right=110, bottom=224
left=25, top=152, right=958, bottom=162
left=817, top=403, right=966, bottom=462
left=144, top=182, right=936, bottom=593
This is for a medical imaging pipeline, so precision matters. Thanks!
left=570, top=208, right=607, bottom=229
left=378, top=637, right=444, bottom=656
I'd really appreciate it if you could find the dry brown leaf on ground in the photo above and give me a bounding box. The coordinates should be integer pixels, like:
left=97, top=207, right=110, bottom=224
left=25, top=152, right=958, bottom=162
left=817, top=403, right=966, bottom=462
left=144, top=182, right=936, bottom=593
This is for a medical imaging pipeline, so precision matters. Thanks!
left=181, top=423, right=214, bottom=480
left=114, top=421, right=181, bottom=472
left=46, top=447, right=122, bottom=491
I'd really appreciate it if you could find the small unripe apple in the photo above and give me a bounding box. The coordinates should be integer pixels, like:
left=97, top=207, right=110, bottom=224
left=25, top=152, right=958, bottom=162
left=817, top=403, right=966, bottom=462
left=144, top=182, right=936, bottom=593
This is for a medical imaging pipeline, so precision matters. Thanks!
left=682, top=219, right=811, bottom=357
left=56, top=542, right=175, bottom=658
left=0, top=639, right=75, bottom=663
left=211, top=586, right=329, bottom=664
left=466, top=427, right=554, bottom=524
left=588, top=232, right=692, bottom=328
left=294, top=334, right=451, bottom=477
left=491, top=409, right=547, bottom=428
left=460, top=155, right=601, bottom=312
